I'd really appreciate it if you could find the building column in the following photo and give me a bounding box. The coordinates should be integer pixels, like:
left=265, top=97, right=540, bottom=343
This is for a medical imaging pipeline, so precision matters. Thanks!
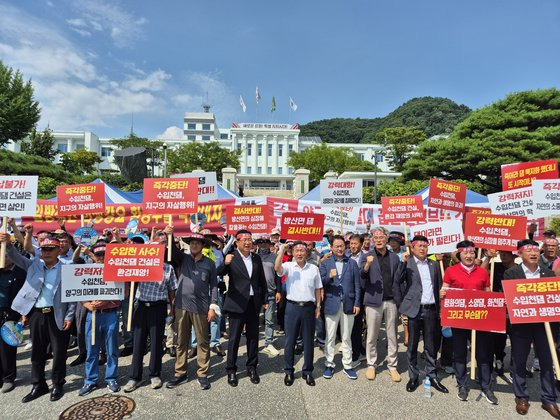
left=272, top=135, right=279, bottom=174
left=293, top=168, right=310, bottom=199
left=222, top=167, right=237, bottom=193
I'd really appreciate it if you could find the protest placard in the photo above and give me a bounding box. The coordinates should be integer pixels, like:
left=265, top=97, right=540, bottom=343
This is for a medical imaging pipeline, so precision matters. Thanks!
left=226, top=205, right=270, bottom=234
left=502, top=278, right=560, bottom=323
left=465, top=206, right=492, bottom=215
left=464, top=213, right=527, bottom=251
left=0, top=175, right=38, bottom=217
left=280, top=212, right=324, bottom=242
left=57, top=183, right=106, bottom=216
left=410, top=220, right=464, bottom=254
left=488, top=186, right=534, bottom=218
left=428, top=178, right=466, bottom=212
left=532, top=179, right=560, bottom=218
left=103, top=243, right=165, bottom=282
left=320, top=206, right=360, bottom=232
left=441, top=289, right=506, bottom=333
left=380, top=195, right=425, bottom=223
left=501, top=159, right=558, bottom=191
left=319, top=179, right=362, bottom=207
left=61, top=264, right=124, bottom=303
left=171, top=171, right=218, bottom=202
left=142, top=177, right=198, bottom=214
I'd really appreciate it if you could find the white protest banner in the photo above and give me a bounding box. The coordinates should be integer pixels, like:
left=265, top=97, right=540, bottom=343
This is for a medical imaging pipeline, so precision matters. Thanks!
left=487, top=186, right=534, bottom=218
left=0, top=176, right=38, bottom=217
left=410, top=220, right=464, bottom=254
left=319, top=179, right=363, bottom=207
left=61, top=264, right=124, bottom=303
left=532, top=179, right=560, bottom=218
left=320, top=206, right=360, bottom=231
left=171, top=171, right=218, bottom=202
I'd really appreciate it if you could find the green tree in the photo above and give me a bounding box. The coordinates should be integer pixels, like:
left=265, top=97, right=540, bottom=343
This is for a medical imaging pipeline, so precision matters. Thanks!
left=109, top=133, right=164, bottom=174
left=167, top=142, right=240, bottom=181
left=401, top=89, right=560, bottom=194
left=20, top=128, right=58, bottom=161
left=288, top=143, right=375, bottom=188
left=60, top=149, right=102, bottom=175
left=372, top=127, right=427, bottom=171
left=0, top=60, right=40, bottom=146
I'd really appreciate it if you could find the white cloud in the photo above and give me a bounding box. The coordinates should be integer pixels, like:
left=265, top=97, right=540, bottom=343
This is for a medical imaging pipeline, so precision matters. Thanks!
left=123, top=69, right=171, bottom=92
left=157, top=126, right=184, bottom=140
left=66, top=18, right=87, bottom=27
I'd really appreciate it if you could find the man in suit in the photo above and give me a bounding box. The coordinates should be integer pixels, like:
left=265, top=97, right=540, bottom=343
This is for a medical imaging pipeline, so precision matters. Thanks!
left=360, top=227, right=403, bottom=382
left=504, top=239, right=560, bottom=418
left=399, top=235, right=448, bottom=393
left=219, top=229, right=268, bottom=387
left=0, top=234, right=76, bottom=403
left=320, top=235, right=361, bottom=380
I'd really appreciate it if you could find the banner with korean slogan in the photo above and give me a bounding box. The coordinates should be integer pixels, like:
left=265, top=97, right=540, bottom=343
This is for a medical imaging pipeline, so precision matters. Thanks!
left=142, top=178, right=198, bottom=214
left=226, top=205, right=270, bottom=234
left=280, top=212, right=324, bottom=242
left=487, top=187, right=534, bottom=218
left=0, top=176, right=38, bottom=217
left=319, top=179, right=363, bottom=207
left=427, top=178, right=467, bottom=212
left=57, top=183, right=106, bottom=216
left=502, top=278, right=560, bottom=323
left=104, top=244, right=165, bottom=282
left=532, top=179, right=560, bottom=218
left=171, top=171, right=218, bottom=202
left=61, top=264, right=124, bottom=303
left=501, top=159, right=558, bottom=191
left=441, top=289, right=506, bottom=333
left=464, top=213, right=527, bottom=251
left=410, top=220, right=464, bottom=254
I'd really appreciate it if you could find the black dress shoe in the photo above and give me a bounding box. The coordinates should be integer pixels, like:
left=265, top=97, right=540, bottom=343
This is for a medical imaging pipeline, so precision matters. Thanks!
left=99, top=353, right=107, bottom=366
left=169, top=347, right=177, bottom=358
left=284, top=373, right=295, bottom=386
left=430, top=378, right=449, bottom=393
left=294, top=345, right=303, bottom=355
left=22, top=384, right=49, bottom=403
left=70, top=355, right=86, bottom=367
left=248, top=369, right=260, bottom=384
left=406, top=379, right=419, bottom=392
left=212, top=345, right=226, bottom=357
left=50, top=386, right=64, bottom=401
left=302, top=373, right=315, bottom=386
left=119, top=347, right=133, bottom=357
left=227, top=373, right=238, bottom=387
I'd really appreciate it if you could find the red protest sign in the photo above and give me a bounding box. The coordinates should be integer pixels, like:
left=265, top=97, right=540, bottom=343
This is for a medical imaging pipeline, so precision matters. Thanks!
left=465, top=206, right=492, bottom=215
left=380, top=195, right=425, bottom=223
left=103, top=244, right=165, bottom=282
left=57, top=183, right=105, bottom=216
left=502, top=278, right=560, bottom=323
left=464, top=212, right=527, bottom=251
left=226, top=205, right=270, bottom=234
left=501, top=159, right=558, bottom=191
left=280, top=212, right=324, bottom=242
left=428, top=179, right=466, bottom=212
left=441, top=289, right=506, bottom=333
left=143, top=178, right=198, bottom=214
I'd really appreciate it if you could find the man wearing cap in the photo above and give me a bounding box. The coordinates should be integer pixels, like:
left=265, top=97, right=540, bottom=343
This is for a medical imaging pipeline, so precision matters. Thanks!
left=77, top=242, right=121, bottom=396
left=164, top=228, right=218, bottom=390
left=503, top=239, right=559, bottom=417
left=360, top=227, right=402, bottom=382
left=275, top=241, right=322, bottom=386
left=320, top=234, right=361, bottom=380
left=399, top=235, right=448, bottom=394
left=0, top=233, right=76, bottom=403
left=219, top=229, right=268, bottom=386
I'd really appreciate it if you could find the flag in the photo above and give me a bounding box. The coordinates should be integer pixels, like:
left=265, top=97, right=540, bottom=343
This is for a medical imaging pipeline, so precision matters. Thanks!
left=289, top=97, right=298, bottom=112
left=239, top=95, right=246, bottom=113
left=256, top=86, right=261, bottom=103
left=271, top=96, right=276, bottom=113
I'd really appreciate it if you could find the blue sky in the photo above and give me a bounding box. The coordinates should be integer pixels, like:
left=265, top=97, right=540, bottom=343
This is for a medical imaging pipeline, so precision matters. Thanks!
left=1, top=0, right=559, bottom=139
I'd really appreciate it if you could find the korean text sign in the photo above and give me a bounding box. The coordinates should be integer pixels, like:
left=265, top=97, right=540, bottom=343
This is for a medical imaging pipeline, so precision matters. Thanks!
left=501, top=160, right=558, bottom=191
left=464, top=213, right=527, bottom=251
left=381, top=195, right=425, bottom=223
left=532, top=179, right=560, bottom=218
left=319, top=179, right=363, bottom=207
left=143, top=178, right=198, bottom=214
left=410, top=220, right=464, bottom=254
left=427, top=179, right=466, bottom=212
left=502, top=278, right=560, bottom=323
left=226, top=205, right=270, bottom=234
left=440, top=289, right=506, bottom=333
left=487, top=187, right=534, bottom=218
left=0, top=175, right=38, bottom=217
left=57, top=183, right=106, bottom=216
left=61, top=264, right=124, bottom=302
left=280, top=212, right=324, bottom=241
left=104, top=244, right=165, bottom=282
left=171, top=171, right=217, bottom=202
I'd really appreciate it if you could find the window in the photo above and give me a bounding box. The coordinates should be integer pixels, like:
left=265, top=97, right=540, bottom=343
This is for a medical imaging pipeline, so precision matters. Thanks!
left=236, top=143, right=242, bottom=153
left=247, top=143, right=252, bottom=155
left=101, top=147, right=112, bottom=157
left=220, top=133, right=229, bottom=139
left=188, top=135, right=196, bottom=140
left=202, top=123, right=211, bottom=130
left=288, top=144, right=294, bottom=153
left=267, top=167, right=272, bottom=175
left=187, top=123, right=196, bottom=130
left=247, top=166, right=252, bottom=174
left=202, top=135, right=210, bottom=141
left=257, top=167, right=262, bottom=174
left=278, top=144, right=283, bottom=156
left=288, top=167, right=294, bottom=174
left=75, top=144, right=85, bottom=150
left=57, top=144, right=67, bottom=153
left=359, top=153, right=365, bottom=161
left=267, top=144, right=273, bottom=157
left=257, top=143, right=262, bottom=156
left=278, top=167, right=283, bottom=175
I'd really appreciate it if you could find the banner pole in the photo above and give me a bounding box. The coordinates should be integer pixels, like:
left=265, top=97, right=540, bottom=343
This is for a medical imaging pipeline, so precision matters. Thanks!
left=127, top=282, right=135, bottom=331
left=0, top=217, right=7, bottom=269
left=339, top=208, right=344, bottom=235
left=489, top=258, right=495, bottom=291
left=80, top=214, right=85, bottom=228
left=167, top=215, right=173, bottom=262
left=544, top=322, right=560, bottom=376
left=402, top=222, right=410, bottom=253
left=470, top=329, right=477, bottom=380
left=439, top=260, right=445, bottom=278
left=91, top=310, right=96, bottom=346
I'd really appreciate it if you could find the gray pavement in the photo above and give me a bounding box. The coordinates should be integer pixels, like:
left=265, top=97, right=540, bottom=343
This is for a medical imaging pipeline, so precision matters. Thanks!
left=2, top=325, right=555, bottom=419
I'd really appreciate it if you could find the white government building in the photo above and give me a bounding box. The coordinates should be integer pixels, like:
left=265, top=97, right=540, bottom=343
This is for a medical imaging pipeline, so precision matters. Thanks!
left=6, top=108, right=400, bottom=195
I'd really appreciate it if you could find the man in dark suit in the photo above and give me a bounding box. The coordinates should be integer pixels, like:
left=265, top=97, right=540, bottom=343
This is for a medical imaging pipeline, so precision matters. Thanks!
left=504, top=239, right=559, bottom=418
left=399, top=235, right=448, bottom=393
left=219, top=230, right=268, bottom=387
